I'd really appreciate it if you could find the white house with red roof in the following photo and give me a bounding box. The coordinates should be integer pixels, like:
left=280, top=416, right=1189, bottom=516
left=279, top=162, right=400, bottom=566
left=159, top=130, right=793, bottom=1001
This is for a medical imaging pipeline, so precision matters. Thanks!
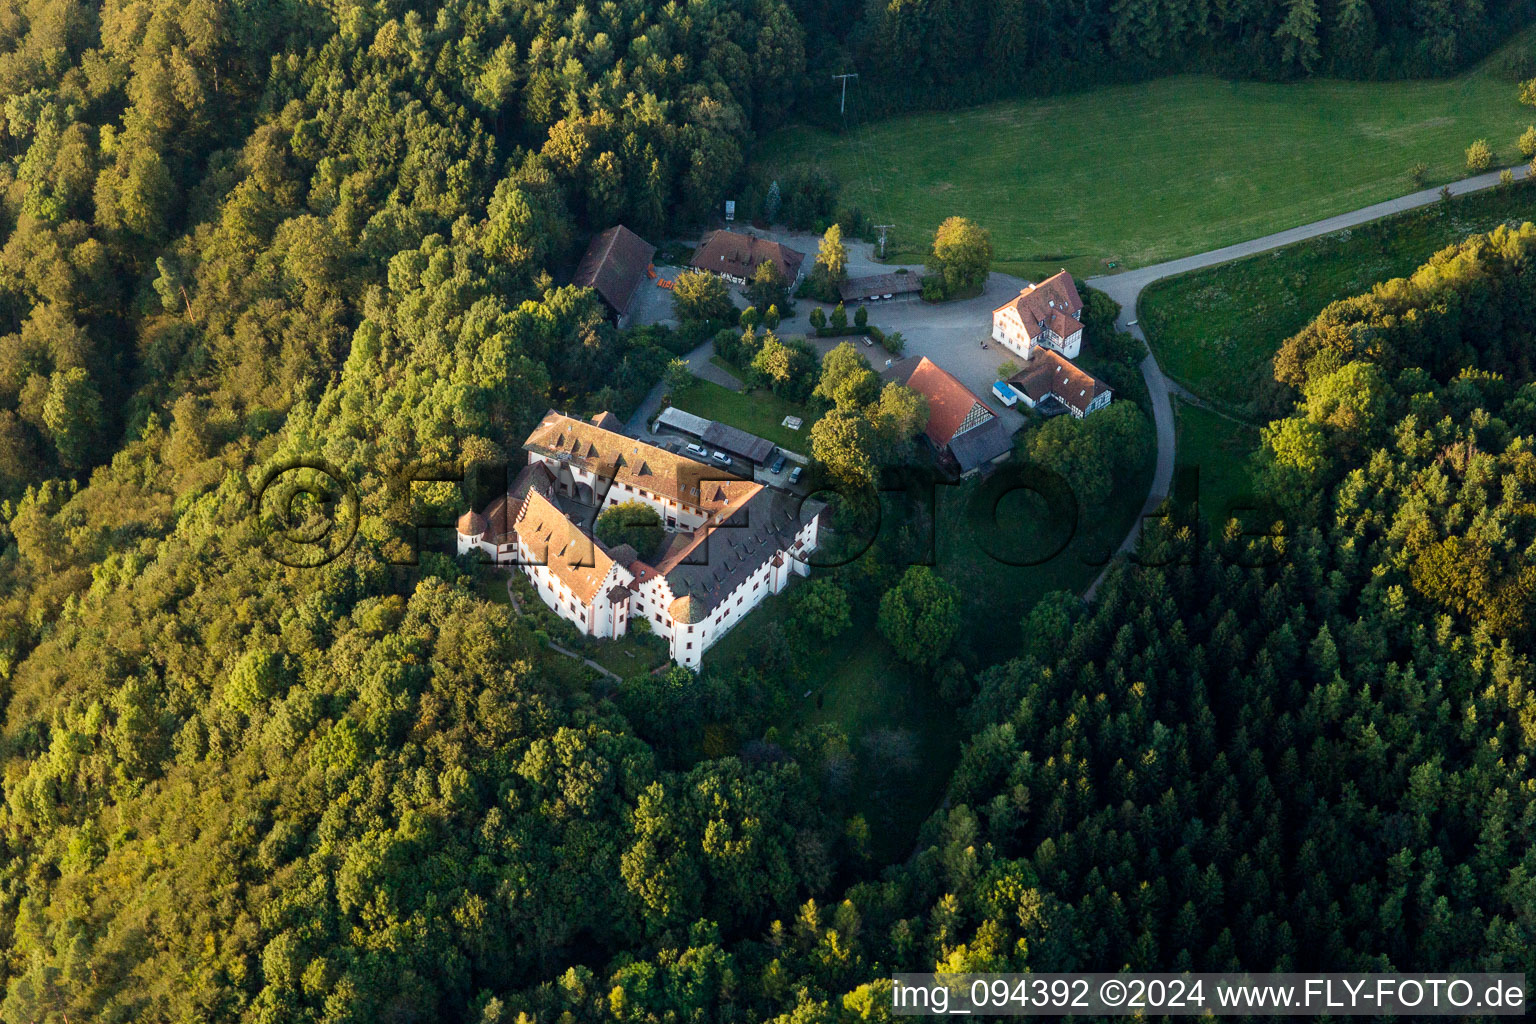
left=991, top=270, right=1085, bottom=359
left=1006, top=349, right=1113, bottom=419
left=882, top=356, right=1015, bottom=474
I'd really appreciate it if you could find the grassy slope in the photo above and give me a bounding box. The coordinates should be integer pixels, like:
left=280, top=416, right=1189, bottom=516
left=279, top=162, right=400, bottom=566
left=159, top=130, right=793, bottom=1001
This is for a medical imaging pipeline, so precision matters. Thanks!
left=755, top=30, right=1534, bottom=279
left=1140, top=178, right=1536, bottom=405
left=1174, top=401, right=1263, bottom=531
left=705, top=589, right=961, bottom=862
left=700, top=388, right=1155, bottom=854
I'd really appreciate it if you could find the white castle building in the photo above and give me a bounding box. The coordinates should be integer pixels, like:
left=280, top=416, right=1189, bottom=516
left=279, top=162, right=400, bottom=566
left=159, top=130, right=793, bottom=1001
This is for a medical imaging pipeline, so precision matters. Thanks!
left=458, top=411, right=824, bottom=670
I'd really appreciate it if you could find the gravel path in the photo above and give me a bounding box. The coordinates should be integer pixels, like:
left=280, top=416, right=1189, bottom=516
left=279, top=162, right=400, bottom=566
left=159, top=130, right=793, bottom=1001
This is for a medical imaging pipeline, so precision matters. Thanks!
left=1081, top=162, right=1531, bottom=600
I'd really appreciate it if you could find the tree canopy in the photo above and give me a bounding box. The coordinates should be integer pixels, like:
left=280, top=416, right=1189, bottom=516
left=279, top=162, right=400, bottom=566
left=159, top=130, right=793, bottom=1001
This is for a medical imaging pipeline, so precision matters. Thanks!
left=595, top=501, right=665, bottom=559
left=1, top=2, right=1534, bottom=1021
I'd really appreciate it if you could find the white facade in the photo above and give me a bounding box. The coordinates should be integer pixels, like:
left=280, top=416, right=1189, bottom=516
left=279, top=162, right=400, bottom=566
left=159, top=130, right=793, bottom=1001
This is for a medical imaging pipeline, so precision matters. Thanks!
left=631, top=515, right=820, bottom=669
left=459, top=430, right=821, bottom=670
left=991, top=305, right=1084, bottom=360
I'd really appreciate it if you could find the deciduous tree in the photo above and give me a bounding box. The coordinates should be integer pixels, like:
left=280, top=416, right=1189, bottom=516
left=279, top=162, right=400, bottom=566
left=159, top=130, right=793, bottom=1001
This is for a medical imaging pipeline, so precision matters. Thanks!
left=926, top=217, right=993, bottom=298
left=877, top=565, right=960, bottom=664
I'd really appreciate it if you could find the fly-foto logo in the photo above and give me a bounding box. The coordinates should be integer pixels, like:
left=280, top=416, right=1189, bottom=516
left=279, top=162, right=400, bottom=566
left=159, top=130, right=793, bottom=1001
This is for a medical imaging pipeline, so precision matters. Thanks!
left=252, top=454, right=1286, bottom=570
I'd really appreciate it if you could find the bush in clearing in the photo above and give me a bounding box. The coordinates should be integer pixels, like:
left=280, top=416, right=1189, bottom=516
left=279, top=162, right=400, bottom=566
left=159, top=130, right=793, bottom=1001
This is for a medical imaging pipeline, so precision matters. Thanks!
left=1466, top=138, right=1493, bottom=173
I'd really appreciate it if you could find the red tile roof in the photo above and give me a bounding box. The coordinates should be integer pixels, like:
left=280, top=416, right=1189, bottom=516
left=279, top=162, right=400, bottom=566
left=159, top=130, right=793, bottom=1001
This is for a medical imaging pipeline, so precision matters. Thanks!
left=513, top=488, right=615, bottom=603
left=573, top=226, right=656, bottom=316
left=1008, top=349, right=1111, bottom=416
left=524, top=410, right=758, bottom=515
left=994, top=270, right=1084, bottom=338
left=690, top=230, right=805, bottom=282
left=886, top=356, right=996, bottom=446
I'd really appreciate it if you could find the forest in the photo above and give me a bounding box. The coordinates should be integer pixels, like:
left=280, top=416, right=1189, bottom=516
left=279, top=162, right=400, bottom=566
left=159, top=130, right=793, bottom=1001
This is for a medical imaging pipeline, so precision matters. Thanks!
left=789, top=0, right=1536, bottom=118
left=1, top=1, right=1534, bottom=1022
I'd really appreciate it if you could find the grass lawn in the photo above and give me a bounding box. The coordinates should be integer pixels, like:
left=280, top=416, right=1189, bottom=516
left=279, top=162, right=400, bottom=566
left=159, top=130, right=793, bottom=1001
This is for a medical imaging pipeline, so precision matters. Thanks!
left=586, top=635, right=668, bottom=679
left=698, top=400, right=1155, bottom=855
left=669, top=379, right=820, bottom=453
left=708, top=355, right=744, bottom=382
left=801, top=640, right=962, bottom=861
left=477, top=568, right=512, bottom=605
left=1174, top=401, right=1263, bottom=532
left=939, top=438, right=1153, bottom=663
left=754, top=29, right=1536, bottom=278
left=1140, top=178, right=1536, bottom=407
left=706, top=589, right=961, bottom=863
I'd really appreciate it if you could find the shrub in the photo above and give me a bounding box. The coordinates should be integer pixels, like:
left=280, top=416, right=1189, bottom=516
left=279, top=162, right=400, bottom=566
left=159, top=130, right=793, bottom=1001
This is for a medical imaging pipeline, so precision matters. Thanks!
left=1409, top=162, right=1429, bottom=187
left=809, top=307, right=826, bottom=330
left=1466, top=138, right=1493, bottom=174
left=920, top=276, right=945, bottom=302
left=1500, top=168, right=1515, bottom=187
left=830, top=302, right=848, bottom=330
left=663, top=358, right=694, bottom=393
left=1521, top=126, right=1536, bottom=159
left=854, top=305, right=868, bottom=328
left=672, top=269, right=736, bottom=324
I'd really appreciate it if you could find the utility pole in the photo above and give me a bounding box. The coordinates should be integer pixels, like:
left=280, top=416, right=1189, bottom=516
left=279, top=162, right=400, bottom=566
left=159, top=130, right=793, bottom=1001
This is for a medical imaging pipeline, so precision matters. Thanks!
left=874, top=224, right=894, bottom=260
left=831, top=73, right=858, bottom=116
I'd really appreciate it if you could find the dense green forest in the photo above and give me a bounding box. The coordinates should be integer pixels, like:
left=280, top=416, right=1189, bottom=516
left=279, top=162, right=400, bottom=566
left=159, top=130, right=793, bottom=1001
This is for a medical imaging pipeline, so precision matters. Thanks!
left=2, top=1, right=1536, bottom=1022
left=790, top=0, right=1536, bottom=118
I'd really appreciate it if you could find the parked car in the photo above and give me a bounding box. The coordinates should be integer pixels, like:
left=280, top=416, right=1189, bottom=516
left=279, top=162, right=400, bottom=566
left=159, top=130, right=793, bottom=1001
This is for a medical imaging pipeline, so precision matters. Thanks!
left=686, top=442, right=708, bottom=458
left=712, top=451, right=732, bottom=466
left=788, top=465, right=803, bottom=484
left=769, top=454, right=786, bottom=474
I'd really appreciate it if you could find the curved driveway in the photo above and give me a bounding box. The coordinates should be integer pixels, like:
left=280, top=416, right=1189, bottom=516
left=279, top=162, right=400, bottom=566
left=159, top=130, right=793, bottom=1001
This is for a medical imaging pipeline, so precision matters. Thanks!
left=1083, top=162, right=1530, bottom=594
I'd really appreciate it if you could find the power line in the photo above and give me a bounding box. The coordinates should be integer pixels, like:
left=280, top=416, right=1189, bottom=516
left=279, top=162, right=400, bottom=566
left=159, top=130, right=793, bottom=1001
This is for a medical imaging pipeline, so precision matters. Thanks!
left=831, top=73, right=858, bottom=116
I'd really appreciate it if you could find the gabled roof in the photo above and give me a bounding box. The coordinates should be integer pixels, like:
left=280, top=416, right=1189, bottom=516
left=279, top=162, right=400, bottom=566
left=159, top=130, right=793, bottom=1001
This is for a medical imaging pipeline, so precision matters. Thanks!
left=573, top=226, right=656, bottom=316
left=655, top=406, right=778, bottom=464
left=702, top=421, right=776, bottom=465
left=482, top=462, right=558, bottom=545
left=1009, top=349, right=1111, bottom=417
left=513, top=489, right=617, bottom=603
left=945, top=415, right=1014, bottom=472
left=657, top=488, right=826, bottom=615
left=525, top=410, right=757, bottom=514
left=839, top=272, right=922, bottom=301
left=691, top=230, right=806, bottom=282
left=994, top=270, right=1084, bottom=338
left=497, top=410, right=823, bottom=622
left=884, top=356, right=996, bottom=446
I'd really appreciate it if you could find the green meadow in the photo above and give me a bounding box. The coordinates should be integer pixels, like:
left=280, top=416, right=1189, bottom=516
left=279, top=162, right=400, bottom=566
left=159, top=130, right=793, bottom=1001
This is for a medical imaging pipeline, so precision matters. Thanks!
left=758, top=32, right=1535, bottom=279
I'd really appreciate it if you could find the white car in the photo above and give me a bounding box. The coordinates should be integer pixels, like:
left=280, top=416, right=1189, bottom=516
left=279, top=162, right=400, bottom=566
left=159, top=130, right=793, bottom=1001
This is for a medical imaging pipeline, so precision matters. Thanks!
left=686, top=443, right=708, bottom=458
left=712, top=451, right=732, bottom=466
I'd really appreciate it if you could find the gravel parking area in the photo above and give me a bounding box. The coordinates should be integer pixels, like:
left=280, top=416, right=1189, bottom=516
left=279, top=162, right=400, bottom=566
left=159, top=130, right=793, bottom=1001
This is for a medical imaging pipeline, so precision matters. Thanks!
left=626, top=263, right=688, bottom=328
left=630, top=232, right=1042, bottom=439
